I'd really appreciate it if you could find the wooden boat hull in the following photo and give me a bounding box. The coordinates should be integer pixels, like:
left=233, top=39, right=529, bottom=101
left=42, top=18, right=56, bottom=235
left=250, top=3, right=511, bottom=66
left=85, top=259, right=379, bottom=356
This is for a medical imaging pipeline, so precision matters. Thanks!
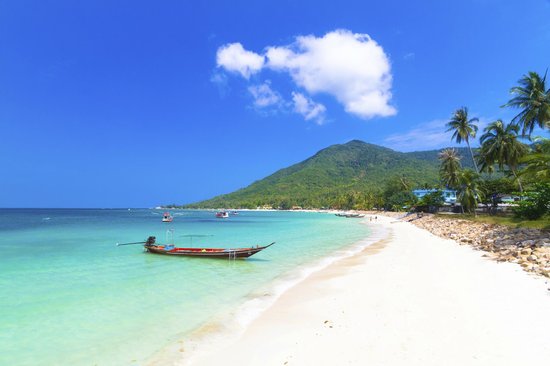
left=144, top=242, right=274, bottom=259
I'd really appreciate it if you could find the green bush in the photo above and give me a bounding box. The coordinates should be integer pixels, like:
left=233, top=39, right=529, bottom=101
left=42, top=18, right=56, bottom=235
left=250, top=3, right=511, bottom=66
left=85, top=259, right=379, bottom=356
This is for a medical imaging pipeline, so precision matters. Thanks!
left=513, top=183, right=550, bottom=220
left=418, top=190, right=445, bottom=207
left=385, top=191, right=418, bottom=211
left=416, top=190, right=445, bottom=213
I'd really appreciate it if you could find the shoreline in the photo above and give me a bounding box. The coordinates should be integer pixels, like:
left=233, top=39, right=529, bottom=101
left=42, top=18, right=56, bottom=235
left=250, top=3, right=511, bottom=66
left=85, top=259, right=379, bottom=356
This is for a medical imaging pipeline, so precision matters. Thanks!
left=368, top=211, right=550, bottom=279
left=146, top=216, right=386, bottom=366
left=186, top=215, right=550, bottom=365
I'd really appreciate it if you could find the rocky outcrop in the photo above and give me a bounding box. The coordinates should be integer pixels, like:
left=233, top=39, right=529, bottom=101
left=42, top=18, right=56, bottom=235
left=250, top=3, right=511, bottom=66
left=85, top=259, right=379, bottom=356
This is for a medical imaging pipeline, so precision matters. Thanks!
left=371, top=212, right=550, bottom=278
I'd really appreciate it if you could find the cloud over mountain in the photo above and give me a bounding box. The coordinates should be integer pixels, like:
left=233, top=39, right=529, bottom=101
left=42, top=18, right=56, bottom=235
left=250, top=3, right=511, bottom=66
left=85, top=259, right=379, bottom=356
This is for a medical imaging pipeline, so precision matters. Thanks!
left=248, top=81, right=282, bottom=108
left=292, top=92, right=326, bottom=124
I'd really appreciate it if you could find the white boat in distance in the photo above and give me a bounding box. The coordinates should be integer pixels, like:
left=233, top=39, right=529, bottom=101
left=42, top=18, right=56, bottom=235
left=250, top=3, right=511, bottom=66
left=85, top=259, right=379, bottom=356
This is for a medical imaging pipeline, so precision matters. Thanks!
left=162, top=212, right=174, bottom=222
left=215, top=211, right=229, bottom=218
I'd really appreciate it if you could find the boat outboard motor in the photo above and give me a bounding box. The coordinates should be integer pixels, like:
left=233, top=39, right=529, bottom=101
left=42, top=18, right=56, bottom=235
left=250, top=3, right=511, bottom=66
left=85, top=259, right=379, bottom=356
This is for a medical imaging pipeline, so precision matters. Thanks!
left=145, top=236, right=156, bottom=246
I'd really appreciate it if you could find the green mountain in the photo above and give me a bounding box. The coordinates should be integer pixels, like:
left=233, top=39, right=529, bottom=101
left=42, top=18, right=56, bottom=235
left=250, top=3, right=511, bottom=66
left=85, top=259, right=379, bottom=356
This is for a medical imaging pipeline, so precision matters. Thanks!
left=182, top=140, right=469, bottom=210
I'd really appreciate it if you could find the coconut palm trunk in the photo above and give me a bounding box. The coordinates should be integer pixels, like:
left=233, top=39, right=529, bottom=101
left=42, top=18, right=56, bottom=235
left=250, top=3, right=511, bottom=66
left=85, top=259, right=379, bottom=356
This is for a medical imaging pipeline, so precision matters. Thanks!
left=510, top=167, right=524, bottom=193
left=465, top=138, right=479, bottom=173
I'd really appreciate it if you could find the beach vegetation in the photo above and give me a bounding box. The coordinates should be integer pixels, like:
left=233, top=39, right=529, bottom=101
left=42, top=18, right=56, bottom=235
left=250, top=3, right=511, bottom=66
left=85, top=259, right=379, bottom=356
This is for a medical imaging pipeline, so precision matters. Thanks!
left=384, top=191, right=417, bottom=211
left=478, top=177, right=518, bottom=214
left=478, top=120, right=528, bottom=192
left=519, top=137, right=550, bottom=183
left=382, top=175, right=417, bottom=211
left=416, top=190, right=445, bottom=213
left=457, top=169, right=484, bottom=215
left=438, top=148, right=462, bottom=189
left=277, top=199, right=292, bottom=210
left=434, top=213, right=550, bottom=230
left=446, top=107, right=480, bottom=173
left=513, top=183, right=550, bottom=220
left=504, top=71, right=550, bottom=138
left=480, top=177, right=517, bottom=197
left=437, top=69, right=550, bottom=220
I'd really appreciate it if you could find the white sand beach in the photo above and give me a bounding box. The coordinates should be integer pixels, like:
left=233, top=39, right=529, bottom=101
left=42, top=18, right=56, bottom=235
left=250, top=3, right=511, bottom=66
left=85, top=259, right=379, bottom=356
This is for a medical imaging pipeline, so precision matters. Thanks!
left=186, top=215, right=550, bottom=366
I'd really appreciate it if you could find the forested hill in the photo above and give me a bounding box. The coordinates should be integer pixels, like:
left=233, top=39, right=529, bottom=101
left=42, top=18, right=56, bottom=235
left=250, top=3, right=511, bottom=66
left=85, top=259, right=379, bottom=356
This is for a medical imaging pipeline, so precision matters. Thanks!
left=181, top=140, right=472, bottom=209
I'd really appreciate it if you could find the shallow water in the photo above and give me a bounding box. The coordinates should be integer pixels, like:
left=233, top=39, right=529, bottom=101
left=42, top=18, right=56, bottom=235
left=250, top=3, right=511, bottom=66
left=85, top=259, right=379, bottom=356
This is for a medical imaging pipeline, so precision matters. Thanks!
left=0, top=209, right=370, bottom=366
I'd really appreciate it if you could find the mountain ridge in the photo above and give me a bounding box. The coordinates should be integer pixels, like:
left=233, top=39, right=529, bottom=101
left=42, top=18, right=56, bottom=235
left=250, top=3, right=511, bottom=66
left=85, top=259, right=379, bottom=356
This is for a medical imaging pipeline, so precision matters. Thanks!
left=181, top=140, right=473, bottom=209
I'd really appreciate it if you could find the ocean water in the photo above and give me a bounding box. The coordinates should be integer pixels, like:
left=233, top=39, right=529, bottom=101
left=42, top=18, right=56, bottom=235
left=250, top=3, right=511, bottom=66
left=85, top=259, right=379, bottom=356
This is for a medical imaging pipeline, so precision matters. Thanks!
left=0, top=209, right=371, bottom=366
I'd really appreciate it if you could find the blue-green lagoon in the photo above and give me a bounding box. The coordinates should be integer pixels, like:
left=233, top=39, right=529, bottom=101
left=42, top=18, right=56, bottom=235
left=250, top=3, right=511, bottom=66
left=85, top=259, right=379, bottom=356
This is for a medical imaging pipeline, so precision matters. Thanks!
left=0, top=209, right=372, bottom=365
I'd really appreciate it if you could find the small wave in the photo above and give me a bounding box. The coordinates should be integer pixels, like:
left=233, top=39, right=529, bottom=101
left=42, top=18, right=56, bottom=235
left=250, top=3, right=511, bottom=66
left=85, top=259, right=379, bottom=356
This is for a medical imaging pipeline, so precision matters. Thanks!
left=232, top=225, right=388, bottom=329
left=180, top=223, right=389, bottom=365
left=42, top=217, right=51, bottom=221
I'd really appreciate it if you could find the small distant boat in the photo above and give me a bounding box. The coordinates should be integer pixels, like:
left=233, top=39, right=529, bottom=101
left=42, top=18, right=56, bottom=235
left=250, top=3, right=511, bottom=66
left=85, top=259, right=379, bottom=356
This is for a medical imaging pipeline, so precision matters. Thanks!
left=141, top=237, right=274, bottom=259
left=335, top=212, right=365, bottom=218
left=215, top=211, right=229, bottom=218
left=230, top=211, right=239, bottom=215
left=162, top=212, right=173, bottom=222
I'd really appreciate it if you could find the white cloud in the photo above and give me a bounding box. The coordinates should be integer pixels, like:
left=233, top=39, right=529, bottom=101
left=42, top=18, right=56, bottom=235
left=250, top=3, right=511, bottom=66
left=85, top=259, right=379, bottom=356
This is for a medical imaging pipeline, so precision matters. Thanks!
left=216, top=43, right=264, bottom=79
left=215, top=29, right=396, bottom=120
left=265, top=30, right=395, bottom=119
left=292, top=92, right=326, bottom=124
left=248, top=81, right=282, bottom=108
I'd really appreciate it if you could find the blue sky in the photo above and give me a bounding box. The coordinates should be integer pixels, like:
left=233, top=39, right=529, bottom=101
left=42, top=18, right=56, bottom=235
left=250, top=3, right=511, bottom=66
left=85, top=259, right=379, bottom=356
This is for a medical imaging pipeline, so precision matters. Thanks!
left=1, top=0, right=549, bottom=208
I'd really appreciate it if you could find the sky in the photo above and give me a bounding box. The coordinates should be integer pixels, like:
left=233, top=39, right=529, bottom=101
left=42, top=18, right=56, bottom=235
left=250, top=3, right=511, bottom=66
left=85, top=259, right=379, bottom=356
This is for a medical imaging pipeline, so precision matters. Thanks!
left=1, top=0, right=549, bottom=208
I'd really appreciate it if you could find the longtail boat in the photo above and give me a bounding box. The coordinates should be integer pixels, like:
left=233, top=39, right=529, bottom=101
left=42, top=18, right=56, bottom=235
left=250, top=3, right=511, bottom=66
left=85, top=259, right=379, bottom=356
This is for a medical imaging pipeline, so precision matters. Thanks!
left=118, top=236, right=274, bottom=259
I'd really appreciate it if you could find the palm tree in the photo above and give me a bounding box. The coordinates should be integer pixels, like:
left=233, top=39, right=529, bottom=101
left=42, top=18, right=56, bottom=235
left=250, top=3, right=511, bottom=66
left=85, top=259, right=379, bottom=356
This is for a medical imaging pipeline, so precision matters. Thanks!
left=478, top=120, right=528, bottom=192
left=519, top=137, right=550, bottom=182
left=446, top=107, right=480, bottom=173
left=504, top=71, right=550, bottom=138
left=457, top=169, right=484, bottom=216
left=438, top=148, right=462, bottom=189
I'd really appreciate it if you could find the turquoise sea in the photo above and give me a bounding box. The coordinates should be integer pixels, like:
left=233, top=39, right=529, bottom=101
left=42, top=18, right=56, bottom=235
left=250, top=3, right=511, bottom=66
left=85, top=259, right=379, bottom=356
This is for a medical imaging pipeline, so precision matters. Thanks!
left=0, top=209, right=371, bottom=366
